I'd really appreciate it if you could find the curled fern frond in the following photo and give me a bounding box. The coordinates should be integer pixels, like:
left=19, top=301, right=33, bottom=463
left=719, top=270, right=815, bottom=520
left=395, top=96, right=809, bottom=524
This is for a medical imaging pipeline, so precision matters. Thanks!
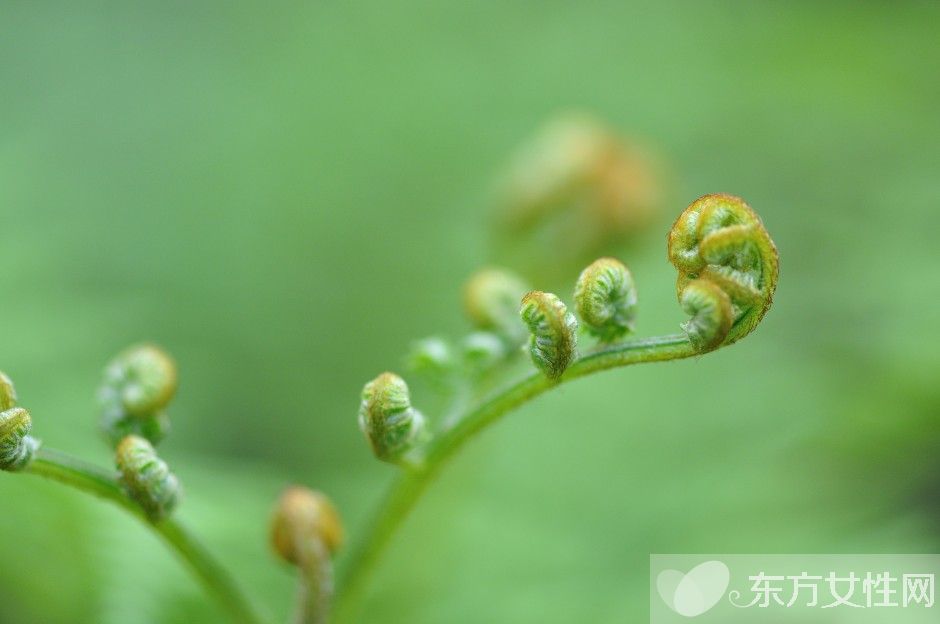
left=100, top=344, right=178, bottom=447
left=520, top=291, right=578, bottom=379
left=358, top=373, right=427, bottom=465
left=271, top=487, right=343, bottom=624
left=679, top=279, right=733, bottom=352
left=0, top=372, right=40, bottom=472
left=115, top=434, right=181, bottom=522
left=462, top=268, right=529, bottom=343
left=0, top=372, right=17, bottom=411
left=1, top=407, right=39, bottom=472
left=668, top=194, right=779, bottom=349
left=271, top=486, right=344, bottom=566
left=574, top=257, right=637, bottom=342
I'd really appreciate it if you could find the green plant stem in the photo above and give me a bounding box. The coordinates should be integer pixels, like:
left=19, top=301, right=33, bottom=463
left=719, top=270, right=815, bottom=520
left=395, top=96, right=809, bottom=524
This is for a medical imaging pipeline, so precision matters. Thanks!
left=293, top=537, right=334, bottom=624
left=333, top=333, right=696, bottom=620
left=24, top=447, right=265, bottom=624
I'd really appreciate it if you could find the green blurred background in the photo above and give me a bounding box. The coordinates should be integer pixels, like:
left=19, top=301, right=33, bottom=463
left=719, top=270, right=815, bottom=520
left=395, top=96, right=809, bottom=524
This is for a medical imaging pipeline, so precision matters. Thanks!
left=2, top=2, right=939, bottom=623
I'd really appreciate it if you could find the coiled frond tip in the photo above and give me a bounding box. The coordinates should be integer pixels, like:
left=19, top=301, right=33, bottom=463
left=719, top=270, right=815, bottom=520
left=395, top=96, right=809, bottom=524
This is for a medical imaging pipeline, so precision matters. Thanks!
left=520, top=291, right=578, bottom=379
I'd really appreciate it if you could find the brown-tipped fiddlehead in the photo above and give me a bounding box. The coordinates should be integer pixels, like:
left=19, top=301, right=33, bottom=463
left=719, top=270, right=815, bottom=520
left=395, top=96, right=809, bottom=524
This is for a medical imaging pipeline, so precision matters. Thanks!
left=334, top=193, right=778, bottom=621
left=271, top=487, right=345, bottom=624
left=667, top=193, right=779, bottom=350
left=492, top=114, right=663, bottom=280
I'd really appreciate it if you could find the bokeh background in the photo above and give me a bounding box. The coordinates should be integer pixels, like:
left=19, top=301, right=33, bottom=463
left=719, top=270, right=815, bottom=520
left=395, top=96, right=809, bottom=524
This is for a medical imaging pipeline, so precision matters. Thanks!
left=2, top=2, right=939, bottom=623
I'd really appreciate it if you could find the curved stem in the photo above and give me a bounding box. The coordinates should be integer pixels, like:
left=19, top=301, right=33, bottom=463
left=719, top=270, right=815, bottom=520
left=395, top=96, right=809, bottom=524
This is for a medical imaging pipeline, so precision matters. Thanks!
left=293, top=537, right=334, bottom=624
left=23, top=447, right=266, bottom=624
left=333, top=333, right=696, bottom=620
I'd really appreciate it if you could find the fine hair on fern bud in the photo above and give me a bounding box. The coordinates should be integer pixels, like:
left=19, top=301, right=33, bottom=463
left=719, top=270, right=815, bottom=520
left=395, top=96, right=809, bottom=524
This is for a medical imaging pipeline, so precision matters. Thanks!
left=1, top=372, right=17, bottom=411
left=679, top=278, right=733, bottom=352
left=574, top=257, right=637, bottom=342
left=115, top=434, right=182, bottom=522
left=668, top=193, right=779, bottom=349
left=358, top=372, right=427, bottom=465
left=520, top=291, right=578, bottom=379
left=1, top=407, right=39, bottom=472
left=100, top=344, right=178, bottom=447
left=0, top=372, right=40, bottom=472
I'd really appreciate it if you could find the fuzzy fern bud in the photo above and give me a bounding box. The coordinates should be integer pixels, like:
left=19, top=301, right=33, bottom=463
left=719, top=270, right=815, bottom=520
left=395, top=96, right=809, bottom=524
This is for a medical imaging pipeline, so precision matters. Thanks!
left=668, top=194, right=779, bottom=350
left=1, top=408, right=38, bottom=472
left=573, top=257, right=637, bottom=341
left=270, top=486, right=344, bottom=566
left=100, top=344, right=178, bottom=447
left=462, top=268, right=529, bottom=343
left=520, top=291, right=578, bottom=379
left=0, top=372, right=17, bottom=411
left=0, top=372, right=39, bottom=472
left=678, top=279, right=733, bottom=352
left=358, top=373, right=427, bottom=465
left=115, top=434, right=181, bottom=522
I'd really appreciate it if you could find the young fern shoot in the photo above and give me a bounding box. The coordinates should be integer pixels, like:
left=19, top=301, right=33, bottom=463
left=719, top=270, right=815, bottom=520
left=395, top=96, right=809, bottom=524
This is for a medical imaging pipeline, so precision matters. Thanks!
left=334, top=193, right=779, bottom=621
left=271, top=487, right=345, bottom=624
left=0, top=372, right=40, bottom=472
left=0, top=192, right=778, bottom=624
left=1, top=347, right=265, bottom=624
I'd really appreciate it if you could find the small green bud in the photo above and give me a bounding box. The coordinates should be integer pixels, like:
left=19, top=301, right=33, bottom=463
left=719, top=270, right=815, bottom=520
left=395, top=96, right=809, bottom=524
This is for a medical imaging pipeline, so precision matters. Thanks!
left=0, top=372, right=17, bottom=411
left=462, top=268, right=529, bottom=342
left=520, top=291, right=578, bottom=379
left=461, top=331, right=506, bottom=370
left=358, top=373, right=427, bottom=465
left=0, top=372, right=39, bottom=472
left=115, top=434, right=181, bottom=522
left=679, top=279, right=733, bottom=352
left=270, top=486, right=344, bottom=566
left=1, top=407, right=39, bottom=472
left=100, top=344, right=178, bottom=447
left=573, top=257, right=637, bottom=341
left=406, top=337, right=456, bottom=392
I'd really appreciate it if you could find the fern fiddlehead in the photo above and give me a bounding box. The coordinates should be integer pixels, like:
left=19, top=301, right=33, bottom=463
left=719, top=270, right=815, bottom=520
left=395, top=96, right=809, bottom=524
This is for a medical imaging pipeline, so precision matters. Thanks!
left=99, top=344, right=178, bottom=446
left=667, top=193, right=779, bottom=349
left=0, top=372, right=40, bottom=472
left=3, top=349, right=263, bottom=624
left=519, top=291, right=578, bottom=379
left=115, top=434, right=182, bottom=522
left=271, top=487, right=345, bottom=624
left=334, top=194, right=779, bottom=621
left=358, top=372, right=428, bottom=466
left=573, top=256, right=637, bottom=342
